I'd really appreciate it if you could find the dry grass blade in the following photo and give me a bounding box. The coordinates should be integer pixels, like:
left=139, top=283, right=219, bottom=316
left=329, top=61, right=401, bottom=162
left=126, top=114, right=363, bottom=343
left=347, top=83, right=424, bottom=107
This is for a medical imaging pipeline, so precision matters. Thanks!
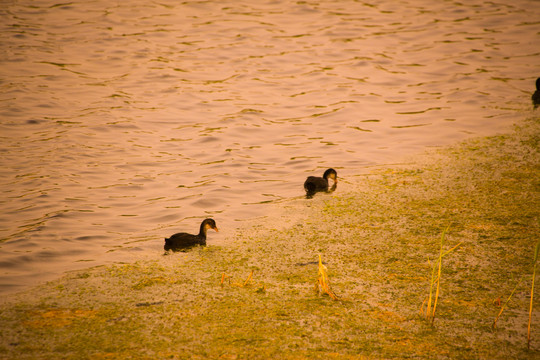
left=492, top=276, right=524, bottom=329
left=220, top=271, right=255, bottom=288
left=316, top=254, right=339, bottom=301
left=243, top=270, right=254, bottom=287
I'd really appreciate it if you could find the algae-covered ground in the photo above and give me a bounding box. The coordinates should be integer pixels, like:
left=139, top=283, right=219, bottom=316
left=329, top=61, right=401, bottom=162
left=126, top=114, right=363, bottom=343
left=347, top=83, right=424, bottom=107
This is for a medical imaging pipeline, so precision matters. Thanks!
left=1, top=116, right=539, bottom=359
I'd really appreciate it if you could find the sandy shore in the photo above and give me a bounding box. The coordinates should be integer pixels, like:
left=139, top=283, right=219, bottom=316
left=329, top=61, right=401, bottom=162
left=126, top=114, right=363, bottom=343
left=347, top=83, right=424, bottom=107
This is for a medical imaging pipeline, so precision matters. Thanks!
left=0, top=115, right=539, bottom=359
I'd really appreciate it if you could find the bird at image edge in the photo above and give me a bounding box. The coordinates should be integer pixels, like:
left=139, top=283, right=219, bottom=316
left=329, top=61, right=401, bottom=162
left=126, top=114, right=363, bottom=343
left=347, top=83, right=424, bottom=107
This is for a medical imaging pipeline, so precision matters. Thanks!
left=532, top=77, right=540, bottom=109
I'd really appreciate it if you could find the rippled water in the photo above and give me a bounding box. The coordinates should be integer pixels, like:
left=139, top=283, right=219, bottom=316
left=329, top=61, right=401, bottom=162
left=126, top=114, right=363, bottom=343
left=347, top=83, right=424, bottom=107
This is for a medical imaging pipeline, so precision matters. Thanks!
left=0, top=0, right=539, bottom=295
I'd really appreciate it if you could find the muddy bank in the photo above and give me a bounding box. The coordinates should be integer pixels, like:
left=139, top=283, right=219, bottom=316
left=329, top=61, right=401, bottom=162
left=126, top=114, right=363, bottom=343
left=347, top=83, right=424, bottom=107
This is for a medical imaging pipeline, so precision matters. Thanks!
left=0, top=116, right=539, bottom=359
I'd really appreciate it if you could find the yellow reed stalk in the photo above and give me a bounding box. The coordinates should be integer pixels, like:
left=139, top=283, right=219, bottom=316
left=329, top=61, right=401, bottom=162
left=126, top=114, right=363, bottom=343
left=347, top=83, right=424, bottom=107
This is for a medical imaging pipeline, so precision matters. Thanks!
left=316, top=254, right=339, bottom=301
left=424, top=227, right=461, bottom=324
left=431, top=242, right=463, bottom=324
left=528, top=240, right=540, bottom=349
left=220, top=273, right=229, bottom=287
left=426, top=228, right=447, bottom=321
left=431, top=250, right=443, bottom=325
left=425, top=260, right=436, bottom=320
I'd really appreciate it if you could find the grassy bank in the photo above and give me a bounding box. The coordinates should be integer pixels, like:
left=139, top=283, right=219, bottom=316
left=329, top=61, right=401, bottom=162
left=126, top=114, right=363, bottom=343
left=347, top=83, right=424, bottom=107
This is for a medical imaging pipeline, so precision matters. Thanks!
left=1, top=117, right=539, bottom=359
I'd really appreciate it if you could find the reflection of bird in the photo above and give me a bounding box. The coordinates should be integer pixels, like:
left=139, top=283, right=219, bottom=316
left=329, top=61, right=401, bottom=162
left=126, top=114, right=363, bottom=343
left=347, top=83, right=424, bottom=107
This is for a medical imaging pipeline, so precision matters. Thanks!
left=164, top=218, right=218, bottom=251
left=304, top=168, right=338, bottom=198
left=533, top=77, right=540, bottom=109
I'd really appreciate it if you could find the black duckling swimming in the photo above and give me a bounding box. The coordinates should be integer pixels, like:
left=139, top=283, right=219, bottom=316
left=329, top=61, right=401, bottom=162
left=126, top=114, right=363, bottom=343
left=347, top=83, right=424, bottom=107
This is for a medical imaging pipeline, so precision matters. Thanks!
left=304, top=168, right=338, bottom=198
left=164, top=218, right=218, bottom=252
left=532, top=77, right=540, bottom=109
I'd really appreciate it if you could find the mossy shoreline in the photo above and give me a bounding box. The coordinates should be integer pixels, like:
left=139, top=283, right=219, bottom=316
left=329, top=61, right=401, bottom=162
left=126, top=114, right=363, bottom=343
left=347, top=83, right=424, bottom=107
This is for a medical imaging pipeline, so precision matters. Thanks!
left=1, top=116, right=539, bottom=359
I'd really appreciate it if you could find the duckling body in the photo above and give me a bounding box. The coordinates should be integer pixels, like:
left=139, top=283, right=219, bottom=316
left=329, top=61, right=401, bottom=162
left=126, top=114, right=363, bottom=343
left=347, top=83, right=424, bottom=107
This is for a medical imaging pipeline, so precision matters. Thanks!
left=164, top=218, right=218, bottom=251
left=532, top=77, right=540, bottom=109
left=304, top=168, right=338, bottom=198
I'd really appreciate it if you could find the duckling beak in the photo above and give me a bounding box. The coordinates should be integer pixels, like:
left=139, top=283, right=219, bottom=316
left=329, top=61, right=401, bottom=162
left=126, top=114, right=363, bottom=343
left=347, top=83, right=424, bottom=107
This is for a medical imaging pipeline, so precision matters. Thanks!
left=214, top=226, right=219, bottom=232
